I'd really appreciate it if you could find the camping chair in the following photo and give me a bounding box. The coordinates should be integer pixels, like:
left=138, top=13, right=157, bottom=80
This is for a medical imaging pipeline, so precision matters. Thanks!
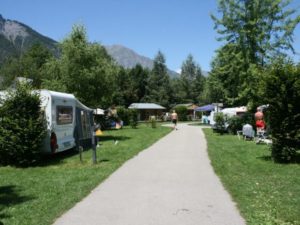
left=255, top=129, right=272, bottom=145
left=242, top=124, right=255, bottom=140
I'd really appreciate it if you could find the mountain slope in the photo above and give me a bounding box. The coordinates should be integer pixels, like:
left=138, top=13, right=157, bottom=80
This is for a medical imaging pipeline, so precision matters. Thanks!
left=105, top=44, right=179, bottom=77
left=0, top=14, right=58, bottom=64
left=0, top=15, right=180, bottom=77
left=105, top=45, right=153, bottom=69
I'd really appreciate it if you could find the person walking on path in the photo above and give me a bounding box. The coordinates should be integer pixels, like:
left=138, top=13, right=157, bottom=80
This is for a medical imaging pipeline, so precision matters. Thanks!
left=53, top=123, right=245, bottom=225
left=171, top=110, right=178, bottom=130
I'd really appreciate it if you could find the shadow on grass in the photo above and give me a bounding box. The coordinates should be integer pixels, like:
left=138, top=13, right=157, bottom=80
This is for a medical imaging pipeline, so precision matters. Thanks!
left=294, top=153, right=300, bottom=163
left=39, top=150, right=78, bottom=167
left=98, top=135, right=131, bottom=142
left=38, top=135, right=131, bottom=166
left=257, top=155, right=273, bottom=162
left=98, top=159, right=110, bottom=163
left=188, top=123, right=210, bottom=126
left=0, top=185, right=34, bottom=224
left=257, top=152, right=300, bottom=164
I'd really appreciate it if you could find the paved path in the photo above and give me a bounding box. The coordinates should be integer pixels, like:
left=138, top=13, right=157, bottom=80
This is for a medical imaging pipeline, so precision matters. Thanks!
left=53, top=123, right=245, bottom=225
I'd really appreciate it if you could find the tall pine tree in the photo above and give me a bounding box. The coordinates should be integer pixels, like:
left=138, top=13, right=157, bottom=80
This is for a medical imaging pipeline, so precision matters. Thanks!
left=145, top=51, right=171, bottom=108
left=179, top=54, right=205, bottom=103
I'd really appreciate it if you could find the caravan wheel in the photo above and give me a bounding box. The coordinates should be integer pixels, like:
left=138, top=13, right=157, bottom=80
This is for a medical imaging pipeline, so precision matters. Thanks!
left=50, top=132, right=58, bottom=153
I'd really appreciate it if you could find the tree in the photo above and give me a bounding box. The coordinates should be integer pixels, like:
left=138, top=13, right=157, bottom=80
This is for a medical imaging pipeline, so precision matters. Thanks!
left=0, top=83, right=47, bottom=166
left=129, top=64, right=149, bottom=103
left=210, top=0, right=300, bottom=106
left=20, top=43, right=53, bottom=88
left=179, top=54, right=205, bottom=103
left=145, top=51, right=171, bottom=107
left=202, top=70, right=226, bottom=104
left=212, top=0, right=300, bottom=66
left=112, top=67, right=138, bottom=107
left=0, top=57, right=22, bottom=89
left=40, top=57, right=68, bottom=92
left=170, top=77, right=184, bottom=105
left=0, top=43, right=53, bottom=89
left=41, top=24, right=117, bottom=108
left=263, top=62, right=300, bottom=162
left=208, top=43, right=248, bottom=106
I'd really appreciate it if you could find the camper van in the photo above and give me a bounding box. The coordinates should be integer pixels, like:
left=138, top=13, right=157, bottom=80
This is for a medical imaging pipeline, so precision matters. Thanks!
left=0, top=89, right=94, bottom=153
left=209, top=106, right=247, bottom=127
left=39, top=90, right=94, bottom=153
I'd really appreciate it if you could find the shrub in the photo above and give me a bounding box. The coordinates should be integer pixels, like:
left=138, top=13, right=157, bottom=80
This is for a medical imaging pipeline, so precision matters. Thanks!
left=272, top=140, right=297, bottom=163
left=174, top=106, right=188, bottom=121
left=227, top=116, right=243, bottom=134
left=116, top=106, right=130, bottom=125
left=227, top=113, right=256, bottom=134
left=129, top=109, right=138, bottom=128
left=214, top=112, right=226, bottom=134
left=263, top=62, right=300, bottom=162
left=149, top=116, right=157, bottom=128
left=0, top=83, right=47, bottom=166
left=241, top=112, right=256, bottom=128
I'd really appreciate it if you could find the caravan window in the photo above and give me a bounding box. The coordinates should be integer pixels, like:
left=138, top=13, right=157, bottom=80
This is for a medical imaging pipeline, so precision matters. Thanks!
left=57, top=106, right=73, bottom=125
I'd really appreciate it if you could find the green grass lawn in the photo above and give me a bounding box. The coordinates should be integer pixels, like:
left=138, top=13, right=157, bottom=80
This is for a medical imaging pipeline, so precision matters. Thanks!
left=203, top=128, right=300, bottom=225
left=0, top=124, right=171, bottom=225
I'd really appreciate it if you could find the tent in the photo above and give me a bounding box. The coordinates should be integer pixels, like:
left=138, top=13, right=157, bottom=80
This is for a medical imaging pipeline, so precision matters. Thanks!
left=195, top=104, right=215, bottom=112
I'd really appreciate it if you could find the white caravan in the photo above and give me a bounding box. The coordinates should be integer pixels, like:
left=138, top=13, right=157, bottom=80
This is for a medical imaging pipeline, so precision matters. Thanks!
left=39, top=90, right=94, bottom=153
left=209, top=106, right=247, bottom=126
left=0, top=89, right=94, bottom=153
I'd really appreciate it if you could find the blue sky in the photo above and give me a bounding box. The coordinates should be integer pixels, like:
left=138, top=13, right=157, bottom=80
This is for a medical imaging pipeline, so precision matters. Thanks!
left=1, top=0, right=300, bottom=72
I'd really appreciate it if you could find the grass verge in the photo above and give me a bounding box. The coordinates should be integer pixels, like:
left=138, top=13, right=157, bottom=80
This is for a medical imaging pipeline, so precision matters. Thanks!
left=203, top=128, right=300, bottom=225
left=0, top=124, right=171, bottom=225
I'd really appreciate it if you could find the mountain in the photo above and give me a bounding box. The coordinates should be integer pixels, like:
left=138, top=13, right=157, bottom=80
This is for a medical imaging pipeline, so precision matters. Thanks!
left=105, top=45, right=179, bottom=77
left=0, top=15, right=180, bottom=77
left=105, top=45, right=153, bottom=69
left=0, top=14, right=58, bottom=64
left=104, top=45, right=209, bottom=77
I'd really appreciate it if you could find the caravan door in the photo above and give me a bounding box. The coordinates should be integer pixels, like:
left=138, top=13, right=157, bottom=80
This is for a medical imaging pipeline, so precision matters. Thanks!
left=52, top=98, right=76, bottom=152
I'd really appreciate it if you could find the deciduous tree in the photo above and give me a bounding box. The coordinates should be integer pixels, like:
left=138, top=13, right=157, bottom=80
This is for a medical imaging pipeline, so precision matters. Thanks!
left=210, top=0, right=300, bottom=106
left=41, top=24, right=117, bottom=108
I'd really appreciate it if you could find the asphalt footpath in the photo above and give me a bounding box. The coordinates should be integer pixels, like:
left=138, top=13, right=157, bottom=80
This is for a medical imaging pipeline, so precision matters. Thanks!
left=53, top=123, right=246, bottom=225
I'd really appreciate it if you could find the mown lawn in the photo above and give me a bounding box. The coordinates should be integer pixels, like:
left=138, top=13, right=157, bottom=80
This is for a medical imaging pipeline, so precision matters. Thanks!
left=203, top=128, right=300, bottom=225
left=0, top=124, right=171, bottom=225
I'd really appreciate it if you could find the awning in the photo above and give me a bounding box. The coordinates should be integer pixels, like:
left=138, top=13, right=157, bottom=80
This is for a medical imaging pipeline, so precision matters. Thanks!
left=195, top=104, right=215, bottom=112
left=94, top=108, right=105, bottom=115
left=128, top=103, right=165, bottom=110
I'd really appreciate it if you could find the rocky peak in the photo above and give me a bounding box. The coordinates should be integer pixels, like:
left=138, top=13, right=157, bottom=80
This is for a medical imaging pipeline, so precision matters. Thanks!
left=0, top=14, right=5, bottom=30
left=0, top=14, right=28, bottom=43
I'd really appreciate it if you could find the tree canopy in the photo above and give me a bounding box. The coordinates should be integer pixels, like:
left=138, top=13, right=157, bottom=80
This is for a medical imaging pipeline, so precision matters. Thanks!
left=41, top=25, right=118, bottom=108
left=209, top=0, right=300, bottom=107
left=144, top=51, right=172, bottom=108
